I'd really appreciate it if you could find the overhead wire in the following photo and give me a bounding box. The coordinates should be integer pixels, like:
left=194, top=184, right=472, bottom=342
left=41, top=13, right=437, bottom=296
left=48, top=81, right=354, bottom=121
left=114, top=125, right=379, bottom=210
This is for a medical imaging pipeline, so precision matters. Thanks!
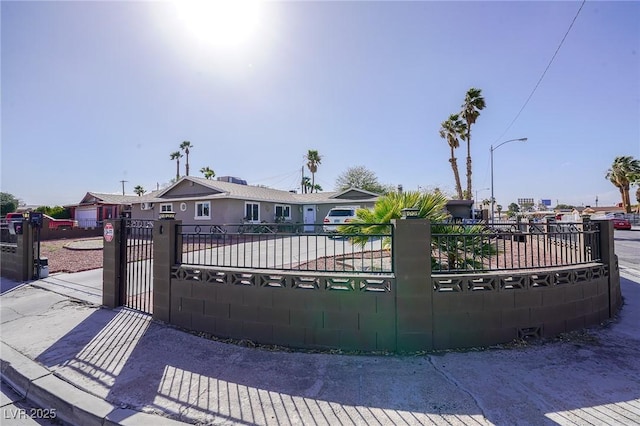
left=492, top=0, right=586, bottom=144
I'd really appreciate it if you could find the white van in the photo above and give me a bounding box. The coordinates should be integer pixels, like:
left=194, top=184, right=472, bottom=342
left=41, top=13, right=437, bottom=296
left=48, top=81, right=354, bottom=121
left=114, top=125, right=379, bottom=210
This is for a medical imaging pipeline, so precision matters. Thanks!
left=323, top=207, right=358, bottom=232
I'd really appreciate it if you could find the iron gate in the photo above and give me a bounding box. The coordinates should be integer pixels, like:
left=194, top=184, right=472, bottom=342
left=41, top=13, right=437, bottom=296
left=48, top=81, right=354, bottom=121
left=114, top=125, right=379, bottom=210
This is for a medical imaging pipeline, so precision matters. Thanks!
left=121, top=219, right=154, bottom=314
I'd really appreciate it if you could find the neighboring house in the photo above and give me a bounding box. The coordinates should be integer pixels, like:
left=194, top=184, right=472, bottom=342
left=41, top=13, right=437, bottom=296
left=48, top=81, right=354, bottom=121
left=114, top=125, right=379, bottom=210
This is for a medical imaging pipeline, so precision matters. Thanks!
left=128, top=176, right=380, bottom=229
left=576, top=206, right=626, bottom=215
left=67, top=192, right=159, bottom=227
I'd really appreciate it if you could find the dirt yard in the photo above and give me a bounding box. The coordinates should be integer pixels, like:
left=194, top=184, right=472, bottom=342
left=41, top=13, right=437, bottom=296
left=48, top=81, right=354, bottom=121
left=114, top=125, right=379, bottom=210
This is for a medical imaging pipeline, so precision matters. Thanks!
left=40, top=238, right=103, bottom=273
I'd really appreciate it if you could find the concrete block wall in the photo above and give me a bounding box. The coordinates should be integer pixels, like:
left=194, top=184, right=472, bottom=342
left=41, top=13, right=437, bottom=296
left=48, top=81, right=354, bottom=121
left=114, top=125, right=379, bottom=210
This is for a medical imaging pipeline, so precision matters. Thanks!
left=102, top=219, right=122, bottom=308
left=431, top=264, right=612, bottom=350
left=40, top=226, right=102, bottom=241
left=0, top=223, right=34, bottom=281
left=168, top=269, right=396, bottom=351
left=105, top=217, right=622, bottom=353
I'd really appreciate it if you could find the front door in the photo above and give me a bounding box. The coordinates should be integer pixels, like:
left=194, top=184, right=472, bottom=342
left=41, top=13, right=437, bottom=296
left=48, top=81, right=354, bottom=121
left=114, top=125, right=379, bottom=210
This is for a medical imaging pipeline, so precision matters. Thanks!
left=303, top=205, right=316, bottom=232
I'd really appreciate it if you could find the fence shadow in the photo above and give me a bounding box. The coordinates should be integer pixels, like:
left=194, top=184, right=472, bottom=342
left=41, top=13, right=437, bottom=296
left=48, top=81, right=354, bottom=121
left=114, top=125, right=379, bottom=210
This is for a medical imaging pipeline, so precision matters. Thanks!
left=32, top=276, right=640, bottom=425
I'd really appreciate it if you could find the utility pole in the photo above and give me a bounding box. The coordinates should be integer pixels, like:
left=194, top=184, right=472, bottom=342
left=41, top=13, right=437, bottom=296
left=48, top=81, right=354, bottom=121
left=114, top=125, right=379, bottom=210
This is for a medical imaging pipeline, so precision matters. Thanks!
left=120, top=180, right=128, bottom=195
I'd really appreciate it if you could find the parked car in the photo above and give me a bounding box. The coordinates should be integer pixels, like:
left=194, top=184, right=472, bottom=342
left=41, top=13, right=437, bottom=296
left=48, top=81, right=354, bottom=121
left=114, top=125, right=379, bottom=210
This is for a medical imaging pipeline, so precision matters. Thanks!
left=3, top=212, right=25, bottom=235
left=597, top=213, right=632, bottom=230
left=5, top=212, right=23, bottom=222
left=43, top=214, right=78, bottom=230
left=611, top=217, right=632, bottom=230
left=323, top=207, right=357, bottom=232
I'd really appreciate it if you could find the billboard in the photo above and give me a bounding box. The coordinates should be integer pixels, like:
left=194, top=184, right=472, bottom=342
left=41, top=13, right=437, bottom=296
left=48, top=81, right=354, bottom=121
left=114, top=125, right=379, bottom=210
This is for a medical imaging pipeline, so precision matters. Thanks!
left=518, top=198, right=534, bottom=205
left=541, top=199, right=552, bottom=207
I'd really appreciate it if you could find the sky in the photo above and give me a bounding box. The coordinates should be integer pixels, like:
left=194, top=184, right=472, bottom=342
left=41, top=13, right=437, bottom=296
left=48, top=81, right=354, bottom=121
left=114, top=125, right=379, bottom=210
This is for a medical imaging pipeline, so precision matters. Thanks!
left=1, top=0, right=639, bottom=209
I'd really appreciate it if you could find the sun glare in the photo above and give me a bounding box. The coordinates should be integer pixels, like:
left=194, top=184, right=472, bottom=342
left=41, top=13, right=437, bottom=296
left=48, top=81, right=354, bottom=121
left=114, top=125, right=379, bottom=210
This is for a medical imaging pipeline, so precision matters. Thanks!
left=172, top=0, right=264, bottom=51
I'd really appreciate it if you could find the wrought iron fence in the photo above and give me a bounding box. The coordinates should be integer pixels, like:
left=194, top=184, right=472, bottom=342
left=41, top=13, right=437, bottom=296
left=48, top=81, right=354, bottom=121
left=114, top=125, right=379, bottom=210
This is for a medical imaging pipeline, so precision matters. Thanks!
left=431, top=221, right=601, bottom=273
left=177, top=223, right=393, bottom=274
left=122, top=219, right=154, bottom=313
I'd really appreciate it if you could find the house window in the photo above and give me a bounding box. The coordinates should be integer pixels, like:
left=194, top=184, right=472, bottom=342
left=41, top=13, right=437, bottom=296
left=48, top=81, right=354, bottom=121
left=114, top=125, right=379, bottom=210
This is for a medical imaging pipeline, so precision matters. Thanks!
left=160, top=203, right=173, bottom=213
left=275, top=204, right=291, bottom=220
left=195, top=201, right=211, bottom=220
left=245, top=202, right=260, bottom=222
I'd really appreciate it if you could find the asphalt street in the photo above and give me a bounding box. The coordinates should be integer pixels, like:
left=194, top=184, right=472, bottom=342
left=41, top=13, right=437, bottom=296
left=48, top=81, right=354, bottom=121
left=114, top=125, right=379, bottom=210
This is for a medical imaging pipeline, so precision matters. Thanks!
left=614, top=229, right=640, bottom=270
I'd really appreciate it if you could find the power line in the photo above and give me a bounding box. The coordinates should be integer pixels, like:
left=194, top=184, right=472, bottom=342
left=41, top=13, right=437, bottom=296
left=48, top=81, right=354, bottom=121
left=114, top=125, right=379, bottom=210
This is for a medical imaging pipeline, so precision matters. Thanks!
left=493, top=0, right=586, bottom=144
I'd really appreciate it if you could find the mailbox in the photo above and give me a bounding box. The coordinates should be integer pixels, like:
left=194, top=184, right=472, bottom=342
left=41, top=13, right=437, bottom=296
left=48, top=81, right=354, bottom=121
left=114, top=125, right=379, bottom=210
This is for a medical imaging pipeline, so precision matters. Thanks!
left=29, top=212, right=44, bottom=228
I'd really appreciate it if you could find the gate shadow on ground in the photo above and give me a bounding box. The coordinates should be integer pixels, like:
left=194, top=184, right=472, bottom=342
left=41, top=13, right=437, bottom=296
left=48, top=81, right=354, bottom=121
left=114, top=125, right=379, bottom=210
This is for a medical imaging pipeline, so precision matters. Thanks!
left=33, top=277, right=640, bottom=425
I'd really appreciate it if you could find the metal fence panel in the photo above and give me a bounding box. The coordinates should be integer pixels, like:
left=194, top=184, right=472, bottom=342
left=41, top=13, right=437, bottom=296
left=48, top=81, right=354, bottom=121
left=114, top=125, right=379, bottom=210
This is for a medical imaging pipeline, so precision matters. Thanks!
left=177, top=223, right=393, bottom=274
left=123, top=219, right=154, bottom=313
left=431, top=221, right=601, bottom=273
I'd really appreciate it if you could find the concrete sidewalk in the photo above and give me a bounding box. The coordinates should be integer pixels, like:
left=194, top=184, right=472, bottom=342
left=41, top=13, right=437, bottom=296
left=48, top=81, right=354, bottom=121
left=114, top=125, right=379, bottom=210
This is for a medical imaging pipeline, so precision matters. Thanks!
left=1, top=271, right=640, bottom=426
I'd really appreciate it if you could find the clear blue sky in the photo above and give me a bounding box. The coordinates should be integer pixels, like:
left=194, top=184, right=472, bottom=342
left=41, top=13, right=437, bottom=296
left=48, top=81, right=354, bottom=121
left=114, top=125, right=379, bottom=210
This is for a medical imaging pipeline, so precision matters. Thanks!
left=2, top=1, right=639, bottom=208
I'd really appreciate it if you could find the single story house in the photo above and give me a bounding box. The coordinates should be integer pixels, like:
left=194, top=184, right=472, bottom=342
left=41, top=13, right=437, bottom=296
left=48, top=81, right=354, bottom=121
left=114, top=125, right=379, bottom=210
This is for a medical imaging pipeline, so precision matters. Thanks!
left=70, top=178, right=473, bottom=229
left=129, top=176, right=381, bottom=228
left=67, top=192, right=157, bottom=227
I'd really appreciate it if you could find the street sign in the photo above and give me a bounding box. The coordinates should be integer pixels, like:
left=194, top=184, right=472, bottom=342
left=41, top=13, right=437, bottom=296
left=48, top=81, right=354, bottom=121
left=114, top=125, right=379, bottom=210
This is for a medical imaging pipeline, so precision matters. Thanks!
left=104, top=222, right=114, bottom=242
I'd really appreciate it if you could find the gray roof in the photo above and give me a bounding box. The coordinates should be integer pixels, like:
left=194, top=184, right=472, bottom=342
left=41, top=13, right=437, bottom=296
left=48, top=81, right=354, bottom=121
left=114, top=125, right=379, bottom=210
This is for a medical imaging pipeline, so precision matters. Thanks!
left=76, top=191, right=161, bottom=206
left=152, top=177, right=378, bottom=205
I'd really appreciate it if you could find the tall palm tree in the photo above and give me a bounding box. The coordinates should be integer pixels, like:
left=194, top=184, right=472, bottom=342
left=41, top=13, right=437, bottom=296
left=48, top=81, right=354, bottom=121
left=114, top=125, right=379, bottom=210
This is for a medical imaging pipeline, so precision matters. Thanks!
left=301, top=176, right=311, bottom=194
left=133, top=185, right=146, bottom=196
left=180, top=141, right=193, bottom=176
left=460, top=88, right=486, bottom=200
left=170, top=151, right=182, bottom=181
left=606, top=156, right=640, bottom=213
left=305, top=150, right=322, bottom=191
left=200, top=166, right=215, bottom=180
left=439, top=114, right=467, bottom=200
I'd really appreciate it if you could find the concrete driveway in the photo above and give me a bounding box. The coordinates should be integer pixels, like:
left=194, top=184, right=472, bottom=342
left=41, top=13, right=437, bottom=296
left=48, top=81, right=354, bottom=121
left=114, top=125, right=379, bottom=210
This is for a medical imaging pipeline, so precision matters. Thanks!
left=181, top=234, right=387, bottom=271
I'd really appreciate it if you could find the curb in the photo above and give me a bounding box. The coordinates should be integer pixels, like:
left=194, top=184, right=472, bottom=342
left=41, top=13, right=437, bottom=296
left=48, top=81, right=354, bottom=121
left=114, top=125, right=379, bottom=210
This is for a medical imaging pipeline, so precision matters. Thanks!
left=0, top=342, right=187, bottom=426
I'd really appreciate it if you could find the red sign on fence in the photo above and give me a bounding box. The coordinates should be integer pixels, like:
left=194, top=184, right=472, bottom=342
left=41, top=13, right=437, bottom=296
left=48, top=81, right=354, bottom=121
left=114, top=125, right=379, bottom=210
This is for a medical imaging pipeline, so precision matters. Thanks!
left=104, top=222, right=114, bottom=242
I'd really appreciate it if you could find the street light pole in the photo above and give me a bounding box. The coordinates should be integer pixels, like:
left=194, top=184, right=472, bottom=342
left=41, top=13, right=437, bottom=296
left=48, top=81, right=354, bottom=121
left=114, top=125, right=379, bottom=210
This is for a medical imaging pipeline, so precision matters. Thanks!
left=490, top=137, right=527, bottom=222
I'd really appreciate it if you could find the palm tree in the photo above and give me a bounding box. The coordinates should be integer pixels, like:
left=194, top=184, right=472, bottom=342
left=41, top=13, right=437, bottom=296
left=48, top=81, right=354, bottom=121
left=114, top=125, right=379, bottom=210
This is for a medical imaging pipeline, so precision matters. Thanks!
left=496, top=204, right=503, bottom=219
left=180, top=141, right=193, bottom=176
left=200, top=166, right=215, bottom=180
left=460, top=88, right=486, bottom=200
left=606, top=156, right=640, bottom=213
left=339, top=190, right=496, bottom=270
left=170, top=151, right=182, bottom=181
left=439, top=114, right=467, bottom=200
left=301, top=176, right=311, bottom=194
left=133, top=185, right=146, bottom=196
left=305, top=150, right=322, bottom=191
left=340, top=191, right=450, bottom=248
left=312, top=183, right=322, bottom=193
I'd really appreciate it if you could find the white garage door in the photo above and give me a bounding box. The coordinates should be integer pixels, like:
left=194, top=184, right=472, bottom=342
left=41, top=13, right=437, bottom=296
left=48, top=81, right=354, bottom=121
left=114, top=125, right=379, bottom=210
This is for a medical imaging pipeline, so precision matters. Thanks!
left=75, top=208, right=97, bottom=228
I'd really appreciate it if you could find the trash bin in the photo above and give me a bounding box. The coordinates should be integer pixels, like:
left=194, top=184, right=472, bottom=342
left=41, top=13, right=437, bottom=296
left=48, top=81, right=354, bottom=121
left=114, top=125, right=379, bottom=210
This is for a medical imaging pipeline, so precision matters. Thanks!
left=37, top=257, right=49, bottom=279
